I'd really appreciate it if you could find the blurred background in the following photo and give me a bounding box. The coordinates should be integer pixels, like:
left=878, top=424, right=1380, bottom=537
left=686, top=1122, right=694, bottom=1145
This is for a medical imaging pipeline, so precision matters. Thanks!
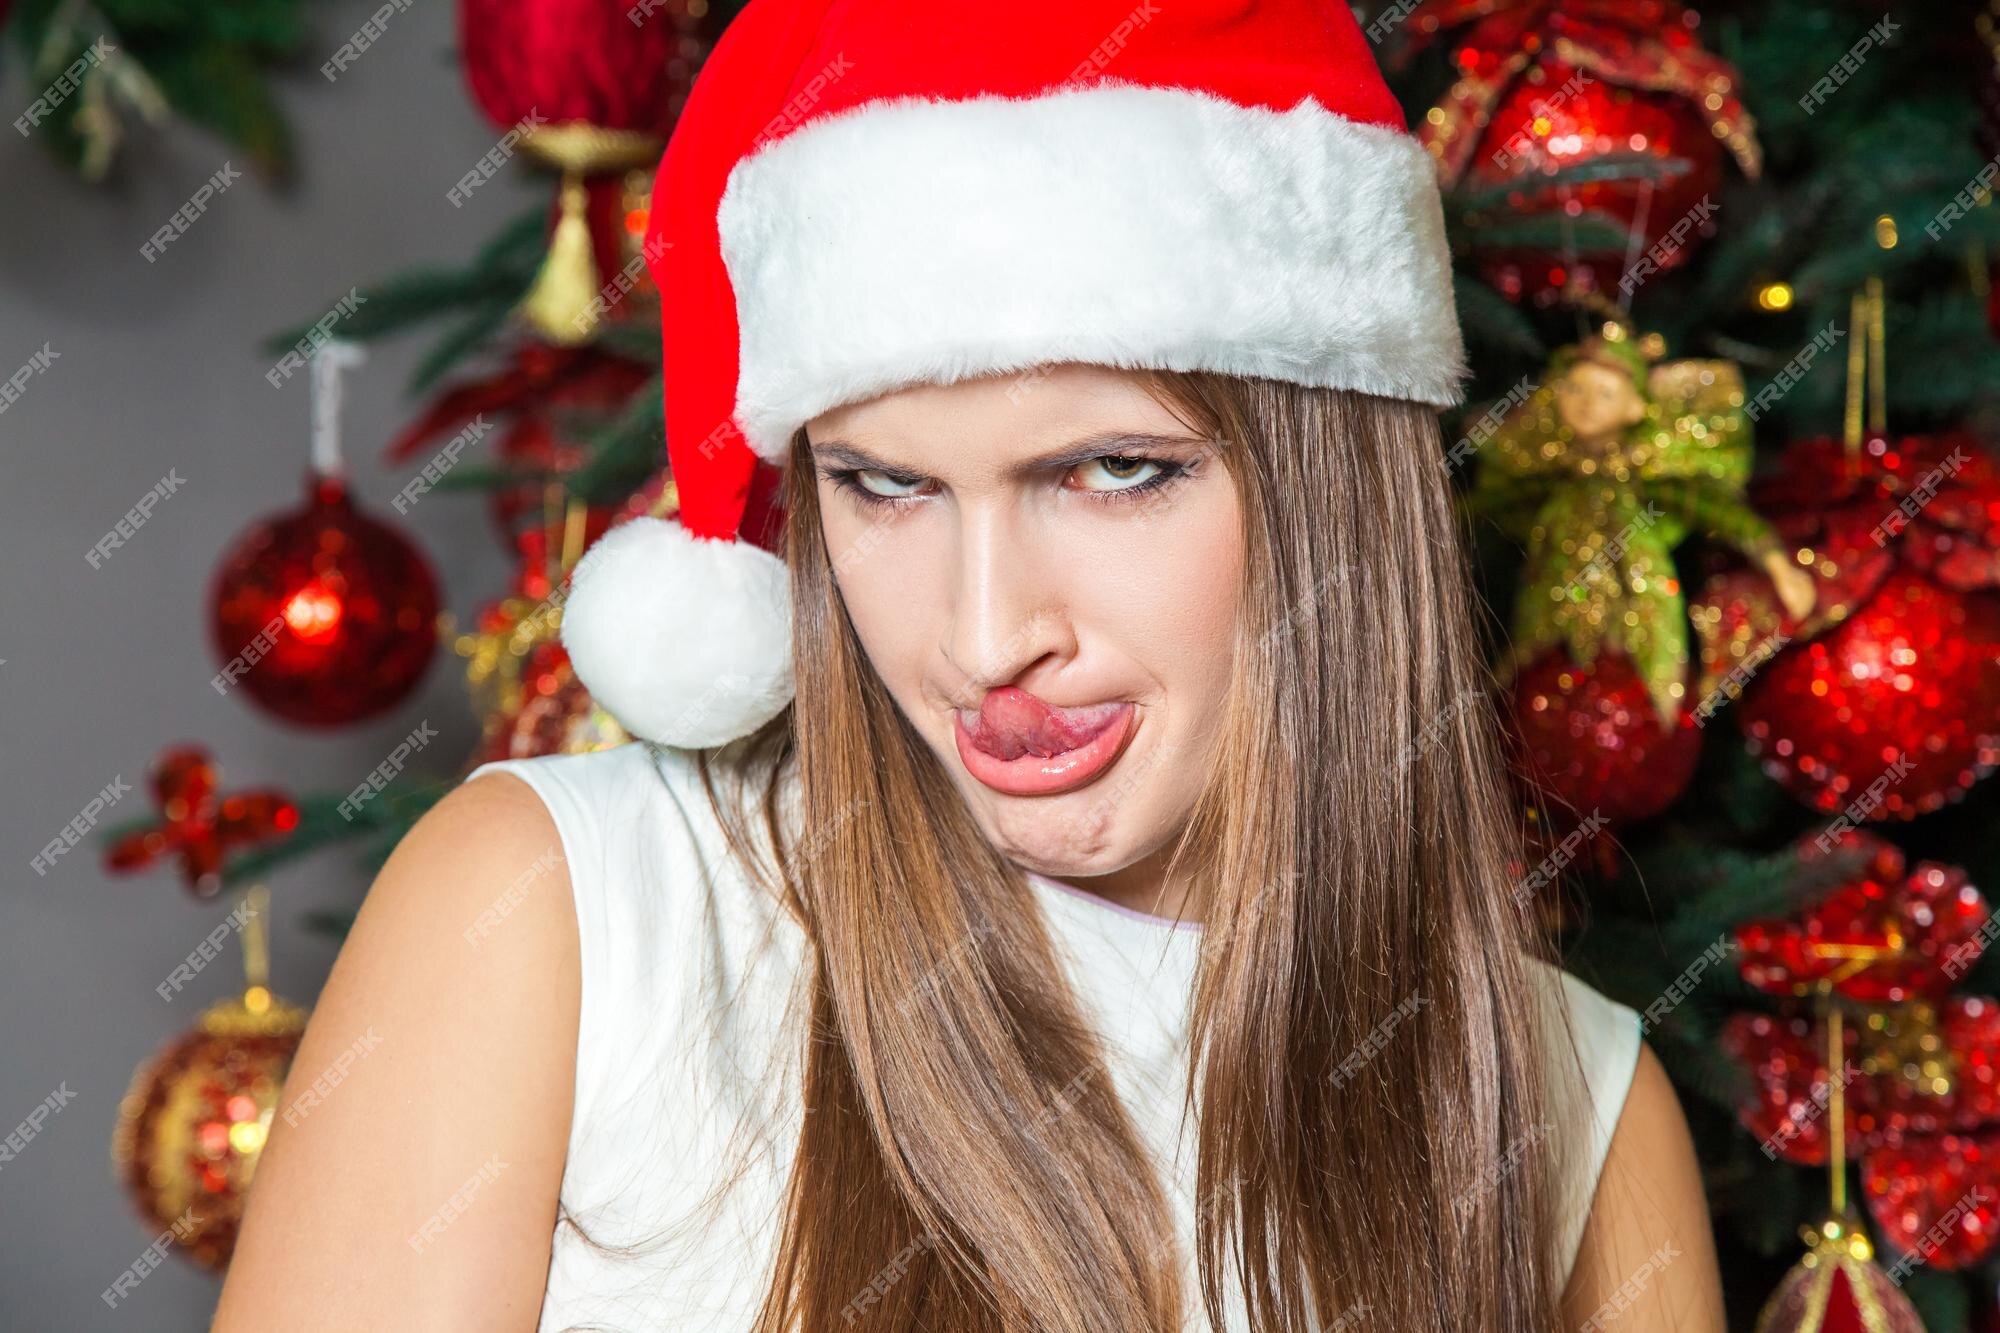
left=3, top=0, right=2000, bottom=1329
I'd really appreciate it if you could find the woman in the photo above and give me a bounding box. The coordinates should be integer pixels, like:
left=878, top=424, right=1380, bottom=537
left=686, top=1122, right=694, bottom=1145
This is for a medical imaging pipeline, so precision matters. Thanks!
left=216, top=1, right=1725, bottom=1329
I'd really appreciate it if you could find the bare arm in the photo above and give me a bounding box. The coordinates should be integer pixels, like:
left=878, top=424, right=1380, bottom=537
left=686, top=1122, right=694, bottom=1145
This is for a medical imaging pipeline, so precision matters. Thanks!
left=214, top=772, right=578, bottom=1331
left=1559, top=1041, right=1726, bottom=1332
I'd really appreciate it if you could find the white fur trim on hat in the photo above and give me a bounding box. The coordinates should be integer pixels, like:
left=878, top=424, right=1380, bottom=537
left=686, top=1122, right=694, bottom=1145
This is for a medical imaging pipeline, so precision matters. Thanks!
left=716, top=79, right=1466, bottom=463
left=560, top=518, right=794, bottom=748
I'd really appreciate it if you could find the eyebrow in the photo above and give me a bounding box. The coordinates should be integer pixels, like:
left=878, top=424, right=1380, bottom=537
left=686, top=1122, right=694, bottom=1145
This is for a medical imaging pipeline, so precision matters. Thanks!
left=807, top=429, right=1216, bottom=481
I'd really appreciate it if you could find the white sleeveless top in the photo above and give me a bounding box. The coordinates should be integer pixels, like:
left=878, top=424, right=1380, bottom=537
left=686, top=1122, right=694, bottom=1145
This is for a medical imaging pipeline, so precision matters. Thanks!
left=468, top=742, right=1642, bottom=1332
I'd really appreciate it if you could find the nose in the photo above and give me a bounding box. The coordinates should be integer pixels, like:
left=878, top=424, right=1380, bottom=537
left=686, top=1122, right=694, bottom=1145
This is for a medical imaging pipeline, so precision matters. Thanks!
left=938, top=502, right=1075, bottom=695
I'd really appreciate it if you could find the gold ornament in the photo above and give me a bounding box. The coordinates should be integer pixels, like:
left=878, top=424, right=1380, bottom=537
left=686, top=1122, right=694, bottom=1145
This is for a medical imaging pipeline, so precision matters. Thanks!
left=516, top=124, right=663, bottom=346
left=109, top=888, right=307, bottom=1270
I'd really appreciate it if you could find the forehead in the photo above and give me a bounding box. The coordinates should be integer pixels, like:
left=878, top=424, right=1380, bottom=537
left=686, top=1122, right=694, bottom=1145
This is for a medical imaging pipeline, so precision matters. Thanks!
left=804, top=364, right=1203, bottom=471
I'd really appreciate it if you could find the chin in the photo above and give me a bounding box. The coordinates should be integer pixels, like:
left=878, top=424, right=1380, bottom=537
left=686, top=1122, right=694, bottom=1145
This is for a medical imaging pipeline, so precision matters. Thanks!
left=942, top=735, right=1181, bottom=880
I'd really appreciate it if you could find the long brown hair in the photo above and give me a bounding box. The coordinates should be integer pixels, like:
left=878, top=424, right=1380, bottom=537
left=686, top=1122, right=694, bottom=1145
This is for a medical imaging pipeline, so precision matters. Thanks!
left=700, top=371, right=1579, bottom=1331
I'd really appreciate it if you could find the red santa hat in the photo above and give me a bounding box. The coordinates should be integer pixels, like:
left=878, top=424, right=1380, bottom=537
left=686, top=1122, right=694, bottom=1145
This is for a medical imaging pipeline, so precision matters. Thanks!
left=562, top=0, right=1466, bottom=749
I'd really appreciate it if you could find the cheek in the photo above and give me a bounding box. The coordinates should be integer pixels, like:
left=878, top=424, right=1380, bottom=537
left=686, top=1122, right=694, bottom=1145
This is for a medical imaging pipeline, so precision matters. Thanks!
left=1059, top=492, right=1243, bottom=701
left=817, top=494, right=950, bottom=686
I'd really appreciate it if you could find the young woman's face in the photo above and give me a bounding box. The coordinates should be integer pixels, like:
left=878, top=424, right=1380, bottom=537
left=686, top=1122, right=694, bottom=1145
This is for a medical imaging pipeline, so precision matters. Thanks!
left=805, top=364, right=1244, bottom=880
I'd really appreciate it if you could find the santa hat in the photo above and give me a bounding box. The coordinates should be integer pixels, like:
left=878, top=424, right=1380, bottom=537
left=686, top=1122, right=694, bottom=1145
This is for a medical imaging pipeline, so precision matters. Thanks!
left=562, top=0, right=1466, bottom=749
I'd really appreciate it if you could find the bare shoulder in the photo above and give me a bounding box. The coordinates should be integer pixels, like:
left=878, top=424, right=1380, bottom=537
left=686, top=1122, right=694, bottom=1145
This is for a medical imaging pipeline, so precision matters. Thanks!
left=1559, top=1042, right=1726, bottom=1332
left=214, top=771, right=578, bottom=1332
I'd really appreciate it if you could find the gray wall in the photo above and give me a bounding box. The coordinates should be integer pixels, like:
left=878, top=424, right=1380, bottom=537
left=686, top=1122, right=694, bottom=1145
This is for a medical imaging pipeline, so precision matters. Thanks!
left=1, top=3, right=544, bottom=1325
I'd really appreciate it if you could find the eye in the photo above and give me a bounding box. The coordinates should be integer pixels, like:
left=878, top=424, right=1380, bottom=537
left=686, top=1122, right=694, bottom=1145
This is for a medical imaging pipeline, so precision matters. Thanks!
left=1068, top=455, right=1164, bottom=493
left=848, top=462, right=932, bottom=492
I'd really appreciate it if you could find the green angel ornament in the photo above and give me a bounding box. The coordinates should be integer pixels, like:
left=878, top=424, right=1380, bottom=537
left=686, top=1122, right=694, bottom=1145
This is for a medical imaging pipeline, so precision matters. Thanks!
left=1467, top=323, right=1816, bottom=727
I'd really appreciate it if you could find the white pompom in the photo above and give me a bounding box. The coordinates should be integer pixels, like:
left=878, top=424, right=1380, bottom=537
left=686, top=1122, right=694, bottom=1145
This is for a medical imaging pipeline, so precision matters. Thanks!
left=560, top=517, right=794, bottom=748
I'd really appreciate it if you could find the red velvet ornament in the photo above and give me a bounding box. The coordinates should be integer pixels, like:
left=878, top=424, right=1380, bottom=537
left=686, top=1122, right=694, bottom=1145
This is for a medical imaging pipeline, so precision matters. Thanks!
left=1402, top=0, right=1759, bottom=306
left=104, top=746, right=298, bottom=898
left=1503, top=647, right=1702, bottom=829
left=1736, top=830, right=1992, bottom=1005
left=208, top=474, right=441, bottom=728
left=458, top=0, right=704, bottom=136
left=1698, top=434, right=2000, bottom=818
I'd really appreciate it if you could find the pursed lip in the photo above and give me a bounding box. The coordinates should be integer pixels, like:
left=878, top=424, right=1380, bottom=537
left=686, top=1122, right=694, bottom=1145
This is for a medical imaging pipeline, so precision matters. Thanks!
left=950, top=700, right=1138, bottom=797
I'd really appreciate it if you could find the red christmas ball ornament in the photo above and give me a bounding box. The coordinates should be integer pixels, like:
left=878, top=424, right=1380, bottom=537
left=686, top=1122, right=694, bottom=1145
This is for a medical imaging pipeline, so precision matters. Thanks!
left=458, top=0, right=703, bottom=138
left=1403, top=0, right=1760, bottom=306
left=1741, top=571, right=2000, bottom=819
left=209, top=473, right=441, bottom=727
left=1504, top=647, right=1702, bottom=829
left=1698, top=433, right=2000, bottom=818
left=1463, top=60, right=1727, bottom=305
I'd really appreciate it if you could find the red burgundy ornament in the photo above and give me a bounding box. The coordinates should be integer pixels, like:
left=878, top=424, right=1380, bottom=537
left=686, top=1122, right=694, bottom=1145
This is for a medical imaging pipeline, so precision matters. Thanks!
left=1696, top=433, right=2000, bottom=819
left=1751, top=1215, right=1927, bottom=1333
left=458, top=0, right=702, bottom=136
left=104, top=746, right=298, bottom=898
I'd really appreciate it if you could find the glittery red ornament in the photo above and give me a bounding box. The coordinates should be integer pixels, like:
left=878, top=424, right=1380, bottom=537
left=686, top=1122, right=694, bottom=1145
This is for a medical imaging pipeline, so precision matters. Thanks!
left=208, top=474, right=441, bottom=728
left=1736, top=830, right=1992, bottom=1005
left=1403, top=0, right=1759, bottom=306
left=1701, top=434, right=2000, bottom=818
left=104, top=746, right=298, bottom=898
left=1864, top=1128, right=2000, bottom=1272
left=1463, top=61, right=1726, bottom=304
left=1725, top=998, right=2000, bottom=1163
left=1503, top=647, right=1702, bottom=829
left=1741, top=576, right=2000, bottom=817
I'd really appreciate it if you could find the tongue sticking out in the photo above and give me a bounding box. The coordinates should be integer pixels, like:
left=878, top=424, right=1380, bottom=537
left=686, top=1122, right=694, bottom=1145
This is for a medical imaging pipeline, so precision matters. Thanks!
left=964, top=686, right=1128, bottom=760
